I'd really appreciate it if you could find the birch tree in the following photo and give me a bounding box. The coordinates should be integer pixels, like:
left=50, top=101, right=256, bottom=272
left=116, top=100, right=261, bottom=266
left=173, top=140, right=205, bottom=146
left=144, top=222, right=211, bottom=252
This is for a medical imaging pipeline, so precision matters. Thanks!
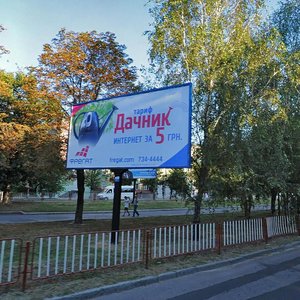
left=148, top=0, right=285, bottom=221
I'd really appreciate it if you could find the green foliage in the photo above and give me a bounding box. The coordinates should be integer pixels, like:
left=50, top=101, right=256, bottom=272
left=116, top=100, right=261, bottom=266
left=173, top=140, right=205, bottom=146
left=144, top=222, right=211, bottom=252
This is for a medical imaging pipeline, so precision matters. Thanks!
left=33, top=29, right=138, bottom=105
left=0, top=71, right=66, bottom=202
left=33, top=29, right=139, bottom=223
left=272, top=0, right=300, bottom=52
left=165, top=169, right=191, bottom=199
left=85, top=170, right=105, bottom=191
left=148, top=0, right=300, bottom=217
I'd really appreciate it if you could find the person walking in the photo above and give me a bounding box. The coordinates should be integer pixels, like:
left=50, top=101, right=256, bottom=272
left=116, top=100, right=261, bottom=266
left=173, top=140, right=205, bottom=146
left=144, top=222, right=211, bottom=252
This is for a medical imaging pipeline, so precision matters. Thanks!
left=132, top=192, right=140, bottom=217
left=122, top=196, right=130, bottom=216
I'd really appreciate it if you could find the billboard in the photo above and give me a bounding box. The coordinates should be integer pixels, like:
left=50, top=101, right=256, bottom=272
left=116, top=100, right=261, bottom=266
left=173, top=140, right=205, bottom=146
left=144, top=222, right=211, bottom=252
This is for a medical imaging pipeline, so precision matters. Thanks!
left=66, top=83, right=192, bottom=169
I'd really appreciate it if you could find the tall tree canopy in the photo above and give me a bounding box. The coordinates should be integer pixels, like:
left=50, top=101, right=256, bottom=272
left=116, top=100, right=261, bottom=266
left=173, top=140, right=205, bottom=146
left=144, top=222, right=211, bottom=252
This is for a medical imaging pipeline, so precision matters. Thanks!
left=0, top=71, right=65, bottom=203
left=33, top=29, right=138, bottom=223
left=272, top=0, right=300, bottom=53
left=270, top=0, right=300, bottom=213
left=34, top=29, right=137, bottom=106
left=148, top=0, right=288, bottom=220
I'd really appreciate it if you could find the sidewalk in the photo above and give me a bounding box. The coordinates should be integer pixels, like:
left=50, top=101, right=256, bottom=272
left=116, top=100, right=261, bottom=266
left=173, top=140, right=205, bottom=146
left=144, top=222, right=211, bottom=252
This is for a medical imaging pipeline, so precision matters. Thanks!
left=48, top=239, right=300, bottom=300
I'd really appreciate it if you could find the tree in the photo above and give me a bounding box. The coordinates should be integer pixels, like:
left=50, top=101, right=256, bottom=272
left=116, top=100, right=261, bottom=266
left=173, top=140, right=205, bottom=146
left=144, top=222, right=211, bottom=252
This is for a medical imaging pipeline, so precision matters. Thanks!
left=165, top=169, right=190, bottom=200
left=0, top=71, right=65, bottom=203
left=140, top=178, right=158, bottom=200
left=272, top=0, right=300, bottom=53
left=271, top=0, right=300, bottom=214
left=148, top=0, right=286, bottom=221
left=33, top=29, right=138, bottom=223
left=85, top=170, right=104, bottom=200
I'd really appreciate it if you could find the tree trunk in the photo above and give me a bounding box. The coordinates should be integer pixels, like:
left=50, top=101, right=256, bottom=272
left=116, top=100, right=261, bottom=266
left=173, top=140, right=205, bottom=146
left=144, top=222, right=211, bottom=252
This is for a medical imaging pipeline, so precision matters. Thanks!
left=277, top=193, right=281, bottom=216
left=242, top=195, right=251, bottom=219
left=193, top=194, right=202, bottom=223
left=246, top=195, right=252, bottom=219
left=152, top=189, right=156, bottom=200
left=74, top=169, right=85, bottom=224
left=282, top=193, right=288, bottom=215
left=270, top=189, right=277, bottom=215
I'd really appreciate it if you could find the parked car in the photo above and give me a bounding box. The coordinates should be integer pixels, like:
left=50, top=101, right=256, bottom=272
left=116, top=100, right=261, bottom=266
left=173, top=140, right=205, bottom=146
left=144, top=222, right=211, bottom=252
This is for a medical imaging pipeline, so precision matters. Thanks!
left=96, top=185, right=134, bottom=200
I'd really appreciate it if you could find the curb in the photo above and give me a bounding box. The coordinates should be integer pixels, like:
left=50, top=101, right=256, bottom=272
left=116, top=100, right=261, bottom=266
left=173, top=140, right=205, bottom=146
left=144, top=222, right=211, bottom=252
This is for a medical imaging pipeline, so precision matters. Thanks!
left=48, top=240, right=300, bottom=300
left=0, top=211, right=24, bottom=215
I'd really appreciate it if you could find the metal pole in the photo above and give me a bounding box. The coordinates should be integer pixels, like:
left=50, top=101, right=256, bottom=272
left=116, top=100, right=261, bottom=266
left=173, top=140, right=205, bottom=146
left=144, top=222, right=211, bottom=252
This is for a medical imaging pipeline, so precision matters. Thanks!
left=111, top=169, right=127, bottom=243
left=22, top=241, right=31, bottom=291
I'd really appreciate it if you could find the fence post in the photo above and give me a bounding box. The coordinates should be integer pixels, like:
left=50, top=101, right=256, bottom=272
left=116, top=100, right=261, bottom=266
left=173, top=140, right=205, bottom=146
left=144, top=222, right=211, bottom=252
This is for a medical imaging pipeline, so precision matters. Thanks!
left=22, top=241, right=31, bottom=291
left=216, top=223, right=222, bottom=255
left=145, top=230, right=151, bottom=269
left=295, top=215, right=300, bottom=236
left=262, top=218, right=268, bottom=243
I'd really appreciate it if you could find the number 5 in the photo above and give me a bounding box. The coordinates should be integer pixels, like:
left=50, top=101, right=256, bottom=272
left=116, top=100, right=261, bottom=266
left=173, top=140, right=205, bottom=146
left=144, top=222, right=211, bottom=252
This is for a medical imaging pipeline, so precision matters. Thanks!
left=156, top=127, right=164, bottom=144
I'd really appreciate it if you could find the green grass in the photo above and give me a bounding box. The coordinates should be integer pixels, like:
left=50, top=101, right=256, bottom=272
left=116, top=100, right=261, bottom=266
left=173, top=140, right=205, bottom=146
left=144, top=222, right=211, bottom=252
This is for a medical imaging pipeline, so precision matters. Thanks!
left=0, top=199, right=187, bottom=212
left=0, top=211, right=273, bottom=240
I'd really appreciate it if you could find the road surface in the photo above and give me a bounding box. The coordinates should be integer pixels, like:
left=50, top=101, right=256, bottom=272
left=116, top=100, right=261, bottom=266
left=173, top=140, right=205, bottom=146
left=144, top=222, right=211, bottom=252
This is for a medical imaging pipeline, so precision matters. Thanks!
left=90, top=243, right=300, bottom=300
left=0, top=205, right=270, bottom=224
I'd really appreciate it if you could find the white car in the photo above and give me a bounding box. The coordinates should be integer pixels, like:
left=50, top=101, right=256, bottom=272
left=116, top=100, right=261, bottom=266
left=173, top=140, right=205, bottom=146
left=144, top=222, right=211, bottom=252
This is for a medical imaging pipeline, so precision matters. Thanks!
left=97, top=185, right=134, bottom=200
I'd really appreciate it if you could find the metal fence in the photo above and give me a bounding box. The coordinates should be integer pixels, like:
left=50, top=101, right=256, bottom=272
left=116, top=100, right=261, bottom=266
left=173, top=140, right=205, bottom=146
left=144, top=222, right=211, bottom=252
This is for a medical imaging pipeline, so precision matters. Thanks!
left=0, top=215, right=299, bottom=291
left=30, top=229, right=143, bottom=280
left=223, top=218, right=264, bottom=246
left=0, top=238, right=22, bottom=286
left=151, top=223, right=216, bottom=259
left=266, top=215, right=297, bottom=237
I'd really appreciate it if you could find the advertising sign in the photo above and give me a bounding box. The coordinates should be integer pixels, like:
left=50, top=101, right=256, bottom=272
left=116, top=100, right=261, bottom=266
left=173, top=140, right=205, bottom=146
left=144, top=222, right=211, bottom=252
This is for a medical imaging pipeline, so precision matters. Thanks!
left=130, top=169, right=157, bottom=179
left=66, top=83, right=192, bottom=169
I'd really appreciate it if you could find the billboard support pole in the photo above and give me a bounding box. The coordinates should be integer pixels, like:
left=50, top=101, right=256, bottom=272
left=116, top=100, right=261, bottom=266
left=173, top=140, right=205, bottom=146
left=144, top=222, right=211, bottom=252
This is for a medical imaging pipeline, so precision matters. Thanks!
left=133, top=179, right=137, bottom=199
left=111, top=168, right=127, bottom=243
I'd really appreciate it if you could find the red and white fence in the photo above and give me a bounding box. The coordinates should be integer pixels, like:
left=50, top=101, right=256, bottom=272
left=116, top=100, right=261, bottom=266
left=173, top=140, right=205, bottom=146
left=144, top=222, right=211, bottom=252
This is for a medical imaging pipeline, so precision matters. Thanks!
left=0, top=215, right=299, bottom=291
left=31, top=229, right=143, bottom=280
left=0, top=238, right=22, bottom=286
left=223, top=218, right=264, bottom=246
left=266, top=215, right=297, bottom=237
left=151, top=223, right=215, bottom=259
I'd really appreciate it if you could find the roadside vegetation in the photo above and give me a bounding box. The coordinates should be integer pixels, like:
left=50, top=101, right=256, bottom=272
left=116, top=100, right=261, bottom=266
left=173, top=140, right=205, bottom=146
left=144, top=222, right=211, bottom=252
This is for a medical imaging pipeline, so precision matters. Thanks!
left=0, top=199, right=186, bottom=213
left=0, top=197, right=270, bottom=213
left=1, top=0, right=299, bottom=225
left=0, top=211, right=273, bottom=240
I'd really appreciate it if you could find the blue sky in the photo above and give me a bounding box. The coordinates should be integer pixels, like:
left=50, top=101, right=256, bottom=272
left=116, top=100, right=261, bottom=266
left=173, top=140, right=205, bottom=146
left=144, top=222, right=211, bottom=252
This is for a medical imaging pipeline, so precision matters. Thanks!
left=0, top=0, right=279, bottom=74
left=0, top=0, right=152, bottom=73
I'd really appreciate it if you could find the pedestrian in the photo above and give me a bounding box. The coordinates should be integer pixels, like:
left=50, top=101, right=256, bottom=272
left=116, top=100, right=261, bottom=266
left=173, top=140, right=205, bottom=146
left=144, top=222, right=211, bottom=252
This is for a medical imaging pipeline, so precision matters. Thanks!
left=132, top=192, right=140, bottom=217
left=122, top=196, right=130, bottom=216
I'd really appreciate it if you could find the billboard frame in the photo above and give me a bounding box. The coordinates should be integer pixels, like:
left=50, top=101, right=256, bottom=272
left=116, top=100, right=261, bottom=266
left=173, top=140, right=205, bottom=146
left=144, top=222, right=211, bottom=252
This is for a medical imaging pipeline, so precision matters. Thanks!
left=66, top=82, right=192, bottom=170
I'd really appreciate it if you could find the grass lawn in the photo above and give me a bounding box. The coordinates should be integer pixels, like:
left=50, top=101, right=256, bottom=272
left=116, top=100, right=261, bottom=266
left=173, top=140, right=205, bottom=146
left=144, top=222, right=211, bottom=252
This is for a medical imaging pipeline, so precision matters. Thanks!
left=0, top=199, right=188, bottom=212
left=0, top=211, right=272, bottom=240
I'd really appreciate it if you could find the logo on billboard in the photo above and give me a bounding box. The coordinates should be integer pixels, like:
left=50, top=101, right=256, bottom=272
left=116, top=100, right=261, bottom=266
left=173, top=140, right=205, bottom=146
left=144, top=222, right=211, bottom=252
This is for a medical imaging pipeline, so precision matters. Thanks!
left=76, top=146, right=90, bottom=157
left=73, top=105, right=118, bottom=146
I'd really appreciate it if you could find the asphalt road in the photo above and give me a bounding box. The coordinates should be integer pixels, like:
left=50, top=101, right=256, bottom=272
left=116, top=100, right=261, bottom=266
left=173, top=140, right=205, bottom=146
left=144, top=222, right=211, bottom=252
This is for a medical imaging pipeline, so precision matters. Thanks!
left=88, top=243, right=300, bottom=300
left=0, top=205, right=270, bottom=224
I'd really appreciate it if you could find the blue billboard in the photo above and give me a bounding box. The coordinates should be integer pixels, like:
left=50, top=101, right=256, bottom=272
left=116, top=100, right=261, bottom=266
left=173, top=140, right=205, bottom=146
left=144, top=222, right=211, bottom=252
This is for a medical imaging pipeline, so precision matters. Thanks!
left=66, top=83, right=192, bottom=169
